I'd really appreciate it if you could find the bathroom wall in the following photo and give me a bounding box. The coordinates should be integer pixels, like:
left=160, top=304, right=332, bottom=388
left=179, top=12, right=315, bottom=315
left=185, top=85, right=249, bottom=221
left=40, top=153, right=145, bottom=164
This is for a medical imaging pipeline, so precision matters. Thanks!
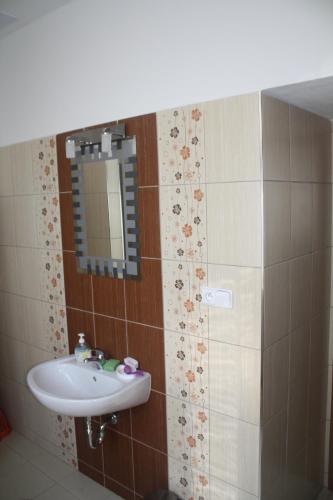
left=57, top=114, right=168, bottom=500
left=261, top=95, right=332, bottom=500
left=57, top=93, right=263, bottom=499
left=0, top=137, right=77, bottom=465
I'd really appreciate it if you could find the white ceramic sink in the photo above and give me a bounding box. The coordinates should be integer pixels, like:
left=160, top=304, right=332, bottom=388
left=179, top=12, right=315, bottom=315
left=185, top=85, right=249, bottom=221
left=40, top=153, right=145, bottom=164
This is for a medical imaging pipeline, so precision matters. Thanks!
left=27, top=355, right=151, bottom=417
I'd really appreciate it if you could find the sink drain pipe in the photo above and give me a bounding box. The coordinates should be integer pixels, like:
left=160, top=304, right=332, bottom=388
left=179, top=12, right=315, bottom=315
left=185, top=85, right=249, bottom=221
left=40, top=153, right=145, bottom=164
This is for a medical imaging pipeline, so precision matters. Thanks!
left=85, top=414, right=118, bottom=449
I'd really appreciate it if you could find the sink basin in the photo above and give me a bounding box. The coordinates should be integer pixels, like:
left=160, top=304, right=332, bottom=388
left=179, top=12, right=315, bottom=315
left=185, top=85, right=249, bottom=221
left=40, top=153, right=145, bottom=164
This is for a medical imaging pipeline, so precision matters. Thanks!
left=27, top=355, right=151, bottom=417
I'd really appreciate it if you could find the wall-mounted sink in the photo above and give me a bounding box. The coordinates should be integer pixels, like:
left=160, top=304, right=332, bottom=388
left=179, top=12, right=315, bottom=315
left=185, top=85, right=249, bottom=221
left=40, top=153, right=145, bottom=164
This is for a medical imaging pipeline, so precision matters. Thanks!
left=27, top=355, right=151, bottom=417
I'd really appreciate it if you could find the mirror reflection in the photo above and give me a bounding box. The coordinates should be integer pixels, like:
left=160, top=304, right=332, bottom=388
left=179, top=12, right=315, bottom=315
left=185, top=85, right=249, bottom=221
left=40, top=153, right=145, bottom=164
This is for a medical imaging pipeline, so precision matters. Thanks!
left=82, top=159, right=124, bottom=260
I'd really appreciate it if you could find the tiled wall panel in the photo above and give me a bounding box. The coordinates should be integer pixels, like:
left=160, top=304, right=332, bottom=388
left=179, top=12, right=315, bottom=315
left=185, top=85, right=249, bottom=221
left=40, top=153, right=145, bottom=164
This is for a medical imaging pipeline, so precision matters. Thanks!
left=158, top=94, right=262, bottom=499
left=261, top=95, right=332, bottom=499
left=0, top=137, right=77, bottom=466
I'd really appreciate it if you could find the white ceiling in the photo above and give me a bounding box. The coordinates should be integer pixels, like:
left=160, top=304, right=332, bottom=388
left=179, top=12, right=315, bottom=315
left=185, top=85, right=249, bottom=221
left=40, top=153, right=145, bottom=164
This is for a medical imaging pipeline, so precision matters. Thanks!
left=264, top=76, right=333, bottom=120
left=0, top=0, right=73, bottom=38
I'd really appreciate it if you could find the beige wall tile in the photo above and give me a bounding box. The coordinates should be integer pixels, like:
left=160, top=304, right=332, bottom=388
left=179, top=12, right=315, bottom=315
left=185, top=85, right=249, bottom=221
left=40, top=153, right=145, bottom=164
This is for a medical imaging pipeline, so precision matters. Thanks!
left=290, top=254, right=312, bottom=331
left=263, top=336, right=289, bottom=422
left=207, top=182, right=262, bottom=267
left=208, top=264, right=261, bottom=349
left=0, top=245, right=19, bottom=294
left=290, top=325, right=310, bottom=383
left=262, top=95, right=290, bottom=181
left=284, top=449, right=312, bottom=500
left=290, top=105, right=312, bottom=181
left=204, top=93, right=261, bottom=182
left=264, top=181, right=291, bottom=266
left=0, top=335, right=27, bottom=384
left=210, top=410, right=259, bottom=495
left=261, top=410, right=287, bottom=496
left=209, top=475, right=258, bottom=500
left=264, top=261, right=290, bottom=348
left=16, top=247, right=42, bottom=299
left=311, top=113, right=331, bottom=183
left=0, top=145, right=14, bottom=196
left=1, top=292, right=27, bottom=342
left=14, top=195, right=39, bottom=248
left=313, top=183, right=331, bottom=251
left=209, top=341, right=260, bottom=424
left=291, top=182, right=312, bottom=257
left=287, top=377, right=308, bottom=460
left=0, top=197, right=15, bottom=245
left=326, top=364, right=332, bottom=420
left=11, top=141, right=34, bottom=195
left=312, top=249, right=331, bottom=317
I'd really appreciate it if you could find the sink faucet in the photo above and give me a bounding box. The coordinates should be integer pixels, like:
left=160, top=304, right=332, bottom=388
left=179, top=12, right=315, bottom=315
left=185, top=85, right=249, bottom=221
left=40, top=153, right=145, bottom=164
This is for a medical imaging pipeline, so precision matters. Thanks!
left=84, top=349, right=105, bottom=370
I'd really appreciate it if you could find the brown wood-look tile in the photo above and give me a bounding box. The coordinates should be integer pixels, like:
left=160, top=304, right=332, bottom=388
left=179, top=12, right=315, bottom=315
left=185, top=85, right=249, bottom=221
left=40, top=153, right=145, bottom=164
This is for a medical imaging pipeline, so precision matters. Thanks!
left=133, top=442, right=168, bottom=497
left=56, top=132, right=72, bottom=193
left=78, top=461, right=104, bottom=486
left=75, top=419, right=103, bottom=472
left=122, top=114, right=158, bottom=187
left=125, top=259, right=163, bottom=328
left=103, top=430, right=134, bottom=489
left=105, top=476, right=135, bottom=500
left=127, top=323, right=165, bottom=393
left=60, top=193, right=75, bottom=251
left=66, top=307, right=94, bottom=353
left=131, top=391, right=167, bottom=452
left=94, top=315, right=127, bottom=361
left=101, top=410, right=131, bottom=438
left=92, top=275, right=125, bottom=319
left=63, top=252, right=92, bottom=311
left=60, top=193, right=75, bottom=252
left=138, top=187, right=161, bottom=259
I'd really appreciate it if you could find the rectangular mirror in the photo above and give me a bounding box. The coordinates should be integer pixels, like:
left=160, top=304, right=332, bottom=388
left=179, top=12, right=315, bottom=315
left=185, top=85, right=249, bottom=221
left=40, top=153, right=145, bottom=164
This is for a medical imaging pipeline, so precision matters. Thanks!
left=70, top=129, right=139, bottom=279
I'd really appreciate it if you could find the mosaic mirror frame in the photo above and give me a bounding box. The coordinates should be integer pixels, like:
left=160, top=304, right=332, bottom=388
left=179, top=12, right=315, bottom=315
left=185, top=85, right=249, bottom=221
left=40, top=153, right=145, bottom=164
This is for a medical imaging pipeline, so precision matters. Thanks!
left=70, top=134, right=140, bottom=279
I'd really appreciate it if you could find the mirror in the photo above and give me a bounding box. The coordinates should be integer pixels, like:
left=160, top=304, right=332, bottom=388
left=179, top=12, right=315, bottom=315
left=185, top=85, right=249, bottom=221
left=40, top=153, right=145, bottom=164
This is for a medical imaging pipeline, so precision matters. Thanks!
left=83, top=159, right=124, bottom=260
left=70, top=131, right=140, bottom=279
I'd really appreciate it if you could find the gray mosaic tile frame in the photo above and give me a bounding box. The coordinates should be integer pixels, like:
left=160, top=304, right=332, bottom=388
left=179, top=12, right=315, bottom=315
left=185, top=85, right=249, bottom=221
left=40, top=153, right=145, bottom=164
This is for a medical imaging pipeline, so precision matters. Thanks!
left=71, top=137, right=140, bottom=279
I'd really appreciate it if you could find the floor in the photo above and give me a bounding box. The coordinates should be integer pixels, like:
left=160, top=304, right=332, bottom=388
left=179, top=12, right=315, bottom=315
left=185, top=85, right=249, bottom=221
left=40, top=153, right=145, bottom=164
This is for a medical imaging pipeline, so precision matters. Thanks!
left=0, top=431, right=121, bottom=500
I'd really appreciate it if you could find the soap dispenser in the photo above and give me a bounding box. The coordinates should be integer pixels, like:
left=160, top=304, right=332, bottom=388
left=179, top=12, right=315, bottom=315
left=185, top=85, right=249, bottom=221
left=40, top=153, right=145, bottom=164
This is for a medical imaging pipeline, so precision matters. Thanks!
left=75, top=333, right=91, bottom=363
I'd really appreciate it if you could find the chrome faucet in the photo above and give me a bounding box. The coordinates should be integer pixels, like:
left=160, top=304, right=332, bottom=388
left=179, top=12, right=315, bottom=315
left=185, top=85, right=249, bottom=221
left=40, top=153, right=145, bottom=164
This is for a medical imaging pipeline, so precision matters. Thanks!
left=84, top=349, right=105, bottom=370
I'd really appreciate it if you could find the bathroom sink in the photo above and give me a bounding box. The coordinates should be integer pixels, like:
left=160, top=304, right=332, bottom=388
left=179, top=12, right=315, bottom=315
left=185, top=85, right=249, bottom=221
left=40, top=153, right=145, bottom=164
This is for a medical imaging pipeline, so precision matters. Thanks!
left=27, top=355, right=151, bottom=417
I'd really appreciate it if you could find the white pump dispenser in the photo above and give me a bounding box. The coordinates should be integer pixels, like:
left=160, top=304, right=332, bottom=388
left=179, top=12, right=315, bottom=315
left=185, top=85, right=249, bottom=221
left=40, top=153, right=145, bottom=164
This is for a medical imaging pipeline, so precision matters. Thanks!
left=74, top=333, right=91, bottom=363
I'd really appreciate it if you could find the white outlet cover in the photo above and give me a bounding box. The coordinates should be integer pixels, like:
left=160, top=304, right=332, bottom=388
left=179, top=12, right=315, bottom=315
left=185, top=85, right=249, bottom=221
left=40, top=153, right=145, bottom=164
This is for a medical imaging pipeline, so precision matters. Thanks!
left=202, top=287, right=233, bottom=308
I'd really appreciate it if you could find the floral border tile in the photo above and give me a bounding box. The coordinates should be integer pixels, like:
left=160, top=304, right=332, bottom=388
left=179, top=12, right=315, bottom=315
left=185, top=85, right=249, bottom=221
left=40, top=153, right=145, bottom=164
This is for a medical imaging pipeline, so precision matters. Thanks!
left=42, top=302, right=69, bottom=357
left=160, top=184, right=207, bottom=262
left=157, top=105, right=206, bottom=186
left=167, top=397, right=209, bottom=473
left=31, top=136, right=59, bottom=194
left=165, top=330, right=209, bottom=407
left=168, top=457, right=210, bottom=500
left=40, top=249, right=66, bottom=306
left=37, top=193, right=62, bottom=250
left=55, top=414, right=77, bottom=467
left=162, top=259, right=209, bottom=337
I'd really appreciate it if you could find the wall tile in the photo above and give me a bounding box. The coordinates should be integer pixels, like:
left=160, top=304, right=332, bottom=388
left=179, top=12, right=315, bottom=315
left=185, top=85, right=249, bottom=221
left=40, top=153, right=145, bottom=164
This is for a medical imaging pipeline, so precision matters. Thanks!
left=66, top=307, right=95, bottom=354
left=166, top=396, right=209, bottom=473
left=207, top=182, right=262, bottom=267
left=204, top=93, right=261, bottom=182
left=0, top=196, right=15, bottom=245
left=209, top=341, right=260, bottom=424
left=209, top=475, right=258, bottom=500
left=132, top=391, right=167, bottom=452
left=311, top=113, right=331, bottom=183
left=78, top=462, right=104, bottom=486
left=0, top=336, right=27, bottom=384
left=162, top=259, right=208, bottom=337
left=287, top=376, right=308, bottom=460
left=127, top=322, right=165, bottom=393
left=133, top=441, right=168, bottom=497
left=157, top=104, right=205, bottom=186
left=312, top=248, right=331, bottom=317
left=263, top=335, right=289, bottom=422
left=262, top=95, right=290, bottom=181
left=0, top=245, right=18, bottom=294
left=104, top=430, right=134, bottom=489
left=31, top=136, right=59, bottom=194
left=313, top=183, right=331, bottom=251
left=59, top=193, right=75, bottom=251
left=11, top=141, right=34, bottom=195
left=13, top=195, right=39, bottom=248
left=290, top=105, right=312, bottom=182
left=94, top=314, right=127, bottom=361
left=264, top=181, right=291, bottom=266
left=210, top=410, right=259, bottom=495
left=290, top=254, right=312, bottom=331
left=168, top=457, right=210, bottom=500
left=290, top=324, right=310, bottom=383
left=264, top=261, right=290, bottom=348
left=291, top=182, right=313, bottom=257
left=0, top=145, right=14, bottom=195
left=138, top=187, right=161, bottom=259
left=125, top=258, right=163, bottom=328
left=40, top=249, right=66, bottom=305
left=92, top=273, right=125, bottom=319
left=1, top=292, right=26, bottom=342
left=75, top=418, right=103, bottom=472
left=63, top=252, right=92, bottom=311
left=105, top=476, right=135, bottom=500
left=261, top=410, right=287, bottom=495
left=37, top=193, right=62, bottom=250
left=160, top=183, right=207, bottom=262
left=16, top=247, right=42, bottom=299
left=165, top=329, right=208, bottom=406
left=208, top=264, right=261, bottom=349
